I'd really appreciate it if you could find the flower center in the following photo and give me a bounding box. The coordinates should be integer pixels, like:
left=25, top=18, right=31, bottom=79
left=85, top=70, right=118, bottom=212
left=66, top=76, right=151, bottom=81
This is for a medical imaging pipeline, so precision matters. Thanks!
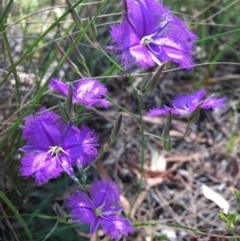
left=47, top=146, right=68, bottom=158
left=77, top=82, right=94, bottom=98
left=140, top=34, right=155, bottom=46
left=140, top=15, right=172, bottom=49
left=94, top=206, right=103, bottom=217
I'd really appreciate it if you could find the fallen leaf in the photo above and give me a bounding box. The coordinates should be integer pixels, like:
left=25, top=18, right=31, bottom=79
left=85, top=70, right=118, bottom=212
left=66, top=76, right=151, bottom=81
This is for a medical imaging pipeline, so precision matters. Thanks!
left=120, top=195, right=131, bottom=215
left=201, top=184, right=229, bottom=214
left=147, top=142, right=167, bottom=172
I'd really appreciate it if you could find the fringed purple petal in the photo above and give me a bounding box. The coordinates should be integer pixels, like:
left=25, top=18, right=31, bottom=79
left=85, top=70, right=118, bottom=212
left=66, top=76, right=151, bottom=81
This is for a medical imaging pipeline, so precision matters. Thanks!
left=148, top=90, right=226, bottom=117
left=202, top=96, right=226, bottom=109
left=108, top=21, right=154, bottom=69
left=150, top=37, right=193, bottom=69
left=20, top=153, right=63, bottom=185
left=109, top=22, right=140, bottom=50
left=147, top=107, right=172, bottom=116
left=65, top=191, right=95, bottom=224
left=90, top=218, right=99, bottom=234
left=129, top=44, right=155, bottom=69
left=153, top=15, right=197, bottom=69
left=20, top=145, right=45, bottom=152
left=49, top=78, right=69, bottom=97
left=127, top=0, right=164, bottom=36
left=73, top=79, right=108, bottom=108
left=62, top=125, right=98, bottom=167
left=66, top=191, right=93, bottom=207
left=61, top=158, right=75, bottom=178
left=171, top=90, right=206, bottom=110
left=90, top=179, right=120, bottom=210
left=22, top=108, right=64, bottom=149
left=99, top=216, right=134, bottom=241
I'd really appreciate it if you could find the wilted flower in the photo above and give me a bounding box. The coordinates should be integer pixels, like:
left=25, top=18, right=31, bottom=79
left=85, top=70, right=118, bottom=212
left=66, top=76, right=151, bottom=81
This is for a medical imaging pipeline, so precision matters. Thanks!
left=108, top=0, right=197, bottom=70
left=147, top=90, right=226, bottom=117
left=20, top=108, right=98, bottom=184
left=50, top=78, right=109, bottom=108
left=66, top=179, right=134, bottom=240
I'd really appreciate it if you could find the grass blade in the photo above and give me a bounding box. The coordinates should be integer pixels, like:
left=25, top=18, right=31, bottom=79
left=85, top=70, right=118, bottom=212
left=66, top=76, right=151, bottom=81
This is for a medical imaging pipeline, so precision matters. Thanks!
left=0, top=191, right=33, bottom=241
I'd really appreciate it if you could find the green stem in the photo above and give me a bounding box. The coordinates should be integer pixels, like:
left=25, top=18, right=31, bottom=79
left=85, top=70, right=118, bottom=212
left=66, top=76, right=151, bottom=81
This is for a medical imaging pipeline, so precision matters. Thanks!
left=71, top=176, right=83, bottom=190
left=77, top=166, right=87, bottom=192
left=134, top=221, right=205, bottom=235
left=41, top=220, right=59, bottom=241
left=105, top=95, right=138, bottom=119
left=144, top=131, right=164, bottom=140
left=127, top=74, right=146, bottom=215
left=84, top=147, right=108, bottom=172
left=136, top=97, right=145, bottom=187
left=196, top=27, right=240, bottom=43
left=97, top=47, right=147, bottom=211
left=0, top=21, right=21, bottom=104
left=98, top=48, right=123, bottom=71
left=0, top=0, right=13, bottom=24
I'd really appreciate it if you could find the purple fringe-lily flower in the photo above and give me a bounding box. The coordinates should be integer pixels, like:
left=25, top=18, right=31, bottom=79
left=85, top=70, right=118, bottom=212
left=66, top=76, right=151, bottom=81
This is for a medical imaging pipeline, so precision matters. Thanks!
left=50, top=78, right=109, bottom=108
left=147, top=90, right=226, bottom=117
left=20, top=108, right=98, bottom=185
left=108, top=0, right=197, bottom=70
left=66, top=179, right=134, bottom=240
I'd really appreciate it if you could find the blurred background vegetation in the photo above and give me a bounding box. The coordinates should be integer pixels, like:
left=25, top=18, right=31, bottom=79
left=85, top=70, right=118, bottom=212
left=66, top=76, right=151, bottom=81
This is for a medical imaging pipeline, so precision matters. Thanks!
left=0, top=0, right=240, bottom=240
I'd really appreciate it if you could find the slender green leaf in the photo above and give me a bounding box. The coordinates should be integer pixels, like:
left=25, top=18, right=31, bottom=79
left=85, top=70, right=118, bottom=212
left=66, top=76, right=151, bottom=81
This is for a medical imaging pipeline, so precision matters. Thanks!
left=0, top=191, right=33, bottom=241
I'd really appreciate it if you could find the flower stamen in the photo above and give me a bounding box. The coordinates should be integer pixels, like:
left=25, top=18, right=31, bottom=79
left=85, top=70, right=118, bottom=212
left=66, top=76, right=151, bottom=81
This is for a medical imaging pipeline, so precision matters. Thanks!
left=47, top=146, right=68, bottom=158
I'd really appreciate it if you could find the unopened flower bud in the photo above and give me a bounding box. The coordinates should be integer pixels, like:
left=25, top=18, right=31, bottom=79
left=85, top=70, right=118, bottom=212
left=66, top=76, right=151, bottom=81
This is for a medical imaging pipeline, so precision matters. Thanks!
left=55, top=42, right=65, bottom=56
left=58, top=101, right=70, bottom=123
left=140, top=73, right=152, bottom=93
left=88, top=14, right=98, bottom=40
left=65, top=0, right=83, bottom=30
left=184, top=126, right=192, bottom=137
left=66, top=83, right=73, bottom=116
left=163, top=138, right=172, bottom=151
left=162, top=111, right=172, bottom=151
left=68, top=34, right=86, bottom=65
left=110, top=114, right=122, bottom=145
left=69, top=62, right=83, bottom=77
left=53, top=203, right=66, bottom=223
left=56, top=43, right=82, bottom=76
left=189, top=103, right=202, bottom=124
left=143, top=62, right=166, bottom=95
